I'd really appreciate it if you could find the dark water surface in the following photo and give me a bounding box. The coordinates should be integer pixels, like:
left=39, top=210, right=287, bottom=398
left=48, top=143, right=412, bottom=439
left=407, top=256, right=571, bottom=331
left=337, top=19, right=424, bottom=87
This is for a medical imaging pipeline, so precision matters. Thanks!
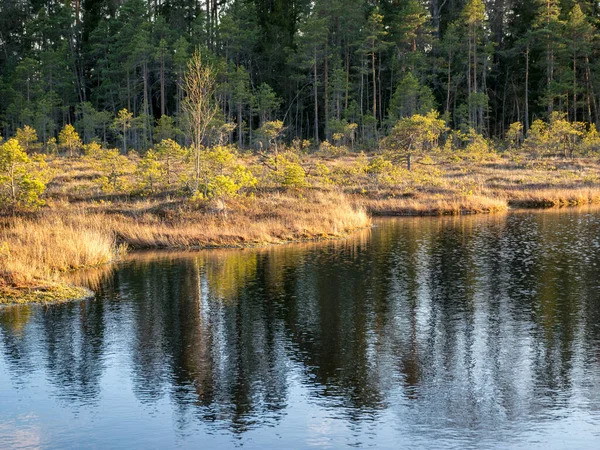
left=2, top=210, right=600, bottom=449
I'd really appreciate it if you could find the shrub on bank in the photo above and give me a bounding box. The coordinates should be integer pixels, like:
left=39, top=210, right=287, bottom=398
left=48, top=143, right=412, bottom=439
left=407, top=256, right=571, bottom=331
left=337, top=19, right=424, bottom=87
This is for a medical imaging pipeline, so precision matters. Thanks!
left=0, top=138, right=48, bottom=211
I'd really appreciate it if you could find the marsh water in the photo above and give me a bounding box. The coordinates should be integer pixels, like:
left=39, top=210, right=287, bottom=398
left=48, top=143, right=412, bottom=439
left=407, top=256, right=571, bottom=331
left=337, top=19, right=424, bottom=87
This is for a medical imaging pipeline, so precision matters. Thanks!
left=2, top=210, right=600, bottom=449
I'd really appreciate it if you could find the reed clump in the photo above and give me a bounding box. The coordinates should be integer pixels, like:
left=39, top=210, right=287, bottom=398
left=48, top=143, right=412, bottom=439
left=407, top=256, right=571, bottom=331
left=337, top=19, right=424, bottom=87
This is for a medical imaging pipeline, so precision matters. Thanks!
left=361, top=194, right=508, bottom=216
left=504, top=188, right=600, bottom=208
left=71, top=191, right=370, bottom=249
left=0, top=214, right=121, bottom=304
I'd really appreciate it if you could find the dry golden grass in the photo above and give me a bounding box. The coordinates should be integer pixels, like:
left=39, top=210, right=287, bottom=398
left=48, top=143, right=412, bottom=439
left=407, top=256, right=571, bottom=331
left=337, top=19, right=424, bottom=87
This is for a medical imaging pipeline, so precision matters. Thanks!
left=0, top=214, right=121, bottom=303
left=502, top=187, right=600, bottom=207
left=4, top=152, right=600, bottom=304
left=68, top=191, right=370, bottom=249
left=337, top=155, right=600, bottom=213
left=0, top=190, right=369, bottom=303
left=0, top=215, right=118, bottom=280
left=360, top=194, right=508, bottom=216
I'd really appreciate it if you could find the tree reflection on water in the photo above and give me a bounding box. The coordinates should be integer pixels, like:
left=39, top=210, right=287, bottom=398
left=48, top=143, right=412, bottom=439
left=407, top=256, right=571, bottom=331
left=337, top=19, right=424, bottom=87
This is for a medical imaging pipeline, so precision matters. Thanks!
left=1, top=210, right=600, bottom=447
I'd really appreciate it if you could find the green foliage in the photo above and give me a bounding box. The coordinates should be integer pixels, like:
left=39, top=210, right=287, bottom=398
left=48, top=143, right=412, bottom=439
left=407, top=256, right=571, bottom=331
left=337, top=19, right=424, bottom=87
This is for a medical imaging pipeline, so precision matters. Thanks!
left=281, top=162, right=307, bottom=189
left=154, top=116, right=180, bottom=143
left=85, top=143, right=134, bottom=194
left=228, top=65, right=252, bottom=147
left=325, top=153, right=369, bottom=187
left=318, top=140, right=347, bottom=157
left=290, top=139, right=312, bottom=154
left=192, top=145, right=257, bottom=201
left=388, top=72, right=436, bottom=123
left=46, top=137, right=58, bottom=155
left=207, top=121, right=236, bottom=146
left=75, top=102, right=111, bottom=144
left=524, top=113, right=586, bottom=158
left=15, top=126, right=40, bottom=154
left=384, top=111, right=448, bottom=164
left=154, top=139, right=187, bottom=187
left=58, top=124, right=82, bottom=157
left=582, top=125, right=600, bottom=155
left=313, top=161, right=332, bottom=185
left=136, top=150, right=163, bottom=193
left=506, top=122, right=524, bottom=150
left=458, top=129, right=495, bottom=161
left=3, top=0, right=600, bottom=155
left=264, top=152, right=309, bottom=189
left=328, top=120, right=358, bottom=150
left=523, top=119, right=549, bottom=158
left=546, top=112, right=585, bottom=158
left=254, top=83, right=281, bottom=125
left=113, top=109, right=133, bottom=153
left=366, top=156, right=395, bottom=188
left=258, top=120, right=285, bottom=153
left=0, top=139, right=47, bottom=210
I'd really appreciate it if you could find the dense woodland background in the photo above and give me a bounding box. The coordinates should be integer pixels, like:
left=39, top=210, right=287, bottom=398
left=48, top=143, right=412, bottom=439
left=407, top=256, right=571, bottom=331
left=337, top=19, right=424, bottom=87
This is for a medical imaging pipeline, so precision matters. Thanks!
left=1, top=0, right=600, bottom=150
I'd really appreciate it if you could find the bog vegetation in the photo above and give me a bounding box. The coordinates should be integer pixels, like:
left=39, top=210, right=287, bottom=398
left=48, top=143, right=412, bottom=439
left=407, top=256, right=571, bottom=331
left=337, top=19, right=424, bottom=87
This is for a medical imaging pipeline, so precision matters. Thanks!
left=3, top=0, right=600, bottom=302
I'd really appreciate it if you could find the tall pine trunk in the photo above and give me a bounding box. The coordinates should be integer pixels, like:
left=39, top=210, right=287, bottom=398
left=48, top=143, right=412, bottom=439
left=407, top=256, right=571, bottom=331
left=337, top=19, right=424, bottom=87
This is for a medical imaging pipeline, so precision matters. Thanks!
left=525, top=43, right=530, bottom=131
left=324, top=40, right=329, bottom=140
left=371, top=40, right=377, bottom=120
left=238, top=101, right=243, bottom=148
left=314, top=45, right=319, bottom=143
left=160, top=54, right=165, bottom=117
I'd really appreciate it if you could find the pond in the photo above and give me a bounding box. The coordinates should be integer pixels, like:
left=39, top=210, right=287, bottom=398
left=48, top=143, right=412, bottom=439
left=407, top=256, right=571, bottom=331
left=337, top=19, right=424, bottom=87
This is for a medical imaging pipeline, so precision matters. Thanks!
left=1, top=210, right=600, bottom=449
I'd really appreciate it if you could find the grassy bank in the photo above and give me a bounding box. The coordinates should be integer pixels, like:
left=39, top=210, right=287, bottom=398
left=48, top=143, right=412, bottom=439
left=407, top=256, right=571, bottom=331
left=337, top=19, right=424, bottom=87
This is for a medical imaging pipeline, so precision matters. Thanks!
left=360, top=194, right=508, bottom=216
left=0, top=191, right=369, bottom=304
left=70, top=191, right=370, bottom=249
left=0, top=215, right=120, bottom=304
left=337, top=154, right=600, bottom=215
left=3, top=151, right=600, bottom=304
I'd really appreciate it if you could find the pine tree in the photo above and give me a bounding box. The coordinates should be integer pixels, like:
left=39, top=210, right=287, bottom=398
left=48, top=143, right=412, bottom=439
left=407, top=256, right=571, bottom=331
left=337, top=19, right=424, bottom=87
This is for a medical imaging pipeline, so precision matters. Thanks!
left=0, top=138, right=46, bottom=210
left=229, top=65, right=252, bottom=147
left=58, top=124, right=82, bottom=157
left=388, top=72, right=436, bottom=123
left=533, top=0, right=563, bottom=115
left=296, top=10, right=328, bottom=142
left=565, top=4, right=596, bottom=122
left=114, top=109, right=134, bottom=154
left=461, top=0, right=488, bottom=132
left=360, top=7, right=389, bottom=125
left=183, top=50, right=219, bottom=194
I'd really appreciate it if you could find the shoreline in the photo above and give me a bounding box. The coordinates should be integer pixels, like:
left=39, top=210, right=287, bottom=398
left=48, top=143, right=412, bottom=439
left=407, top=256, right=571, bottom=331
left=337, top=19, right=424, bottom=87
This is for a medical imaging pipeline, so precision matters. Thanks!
left=0, top=227, right=371, bottom=307
left=2, top=195, right=600, bottom=306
